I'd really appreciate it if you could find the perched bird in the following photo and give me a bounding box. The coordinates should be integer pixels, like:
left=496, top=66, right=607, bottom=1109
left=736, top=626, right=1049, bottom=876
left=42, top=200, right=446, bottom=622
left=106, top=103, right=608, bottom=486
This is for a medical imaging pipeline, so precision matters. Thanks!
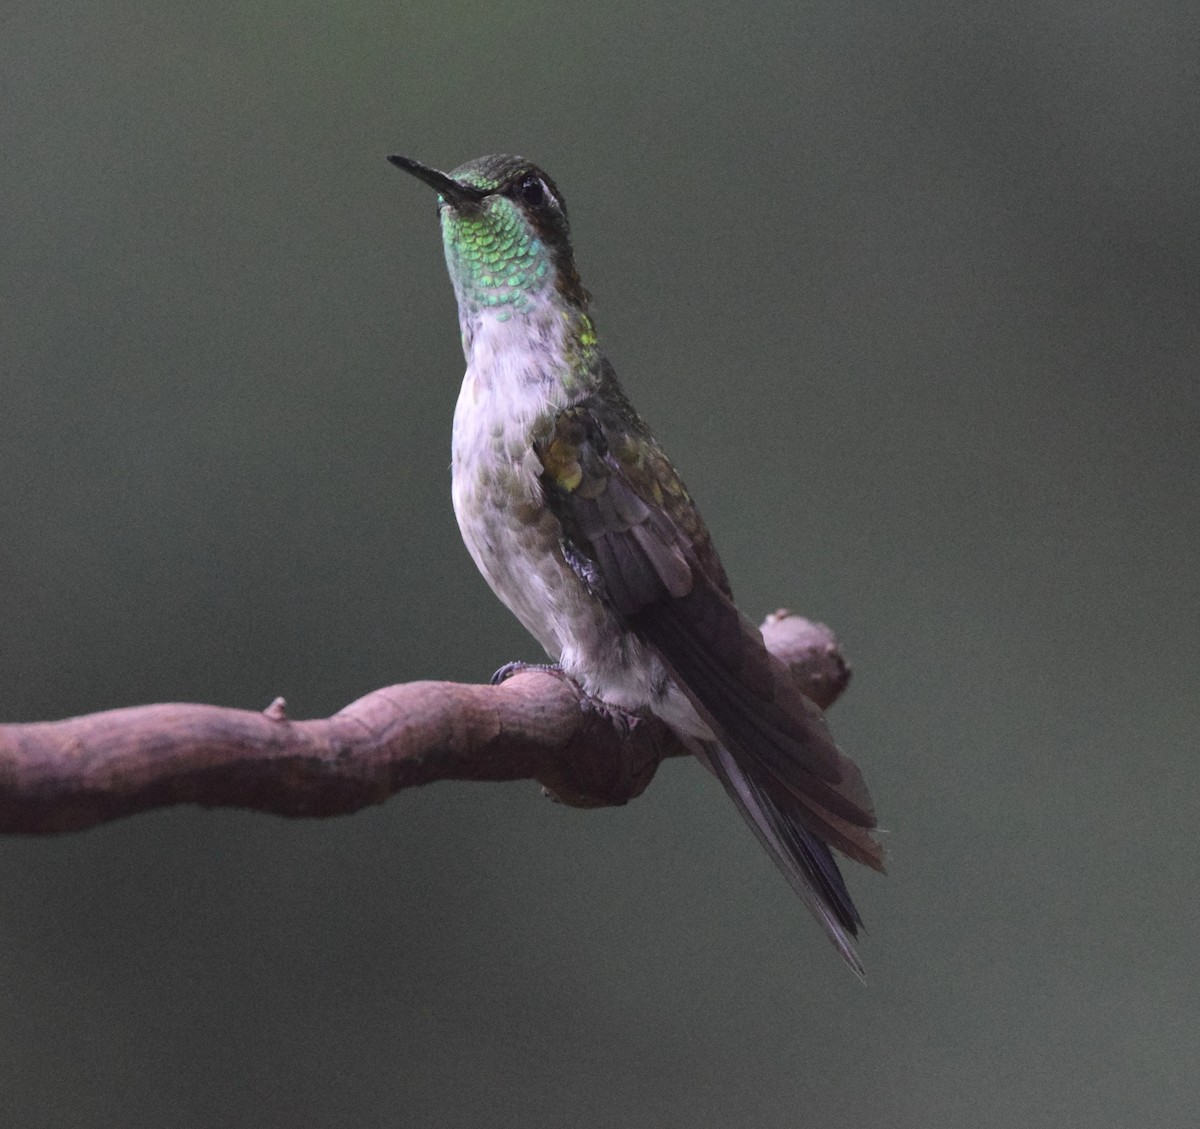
left=389, top=153, right=884, bottom=974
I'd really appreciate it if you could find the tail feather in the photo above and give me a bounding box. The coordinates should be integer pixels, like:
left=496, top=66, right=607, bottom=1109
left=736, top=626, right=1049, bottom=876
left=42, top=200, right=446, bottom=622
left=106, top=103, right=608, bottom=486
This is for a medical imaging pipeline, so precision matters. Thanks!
left=637, top=595, right=884, bottom=972
left=637, top=598, right=878, bottom=829
left=705, top=741, right=866, bottom=978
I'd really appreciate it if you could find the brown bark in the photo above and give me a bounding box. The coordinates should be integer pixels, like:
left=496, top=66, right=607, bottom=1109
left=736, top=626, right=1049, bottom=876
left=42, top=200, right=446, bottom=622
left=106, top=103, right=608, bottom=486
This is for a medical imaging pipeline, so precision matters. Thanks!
left=0, top=611, right=851, bottom=834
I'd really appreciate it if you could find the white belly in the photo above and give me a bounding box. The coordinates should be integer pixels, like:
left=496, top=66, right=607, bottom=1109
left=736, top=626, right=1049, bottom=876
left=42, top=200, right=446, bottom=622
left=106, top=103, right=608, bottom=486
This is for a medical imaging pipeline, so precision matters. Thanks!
left=448, top=310, right=712, bottom=739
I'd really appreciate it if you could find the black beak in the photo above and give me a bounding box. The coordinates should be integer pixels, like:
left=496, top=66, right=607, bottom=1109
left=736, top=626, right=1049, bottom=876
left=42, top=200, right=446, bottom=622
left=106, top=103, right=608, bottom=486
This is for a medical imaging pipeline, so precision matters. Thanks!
left=387, top=155, right=487, bottom=208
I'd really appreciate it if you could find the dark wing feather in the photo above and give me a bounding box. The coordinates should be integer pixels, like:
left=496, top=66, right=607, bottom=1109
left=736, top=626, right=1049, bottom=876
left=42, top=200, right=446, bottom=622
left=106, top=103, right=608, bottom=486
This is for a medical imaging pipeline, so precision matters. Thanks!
left=536, top=375, right=883, bottom=966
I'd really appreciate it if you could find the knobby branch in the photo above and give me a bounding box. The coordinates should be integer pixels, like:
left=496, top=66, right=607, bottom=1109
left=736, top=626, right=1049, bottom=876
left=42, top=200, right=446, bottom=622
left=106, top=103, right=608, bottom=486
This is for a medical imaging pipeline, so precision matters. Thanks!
left=0, top=611, right=850, bottom=834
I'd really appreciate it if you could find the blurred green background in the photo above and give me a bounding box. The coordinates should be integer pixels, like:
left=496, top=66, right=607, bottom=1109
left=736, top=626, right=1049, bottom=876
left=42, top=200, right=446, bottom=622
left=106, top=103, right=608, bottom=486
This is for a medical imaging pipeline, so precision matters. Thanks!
left=2, top=1, right=1198, bottom=1125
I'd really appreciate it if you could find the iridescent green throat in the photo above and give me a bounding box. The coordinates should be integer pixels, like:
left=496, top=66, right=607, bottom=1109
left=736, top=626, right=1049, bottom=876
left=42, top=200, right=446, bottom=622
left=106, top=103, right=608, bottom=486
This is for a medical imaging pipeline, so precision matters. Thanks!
left=440, top=197, right=554, bottom=321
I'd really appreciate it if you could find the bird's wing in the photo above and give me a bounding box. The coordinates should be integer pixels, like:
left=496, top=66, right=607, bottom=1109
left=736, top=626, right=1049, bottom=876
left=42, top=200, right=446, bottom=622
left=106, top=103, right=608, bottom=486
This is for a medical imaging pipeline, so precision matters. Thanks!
left=536, top=375, right=883, bottom=964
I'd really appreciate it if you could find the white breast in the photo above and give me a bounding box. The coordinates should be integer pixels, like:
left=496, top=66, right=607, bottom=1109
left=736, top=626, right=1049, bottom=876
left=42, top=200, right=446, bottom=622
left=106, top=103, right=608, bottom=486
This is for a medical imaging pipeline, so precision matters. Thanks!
left=450, top=304, right=570, bottom=656
left=447, top=303, right=699, bottom=730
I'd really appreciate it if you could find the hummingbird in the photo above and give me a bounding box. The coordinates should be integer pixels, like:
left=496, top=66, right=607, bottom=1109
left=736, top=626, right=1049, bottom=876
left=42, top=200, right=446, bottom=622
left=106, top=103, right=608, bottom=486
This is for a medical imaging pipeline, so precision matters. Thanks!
left=388, top=152, right=884, bottom=974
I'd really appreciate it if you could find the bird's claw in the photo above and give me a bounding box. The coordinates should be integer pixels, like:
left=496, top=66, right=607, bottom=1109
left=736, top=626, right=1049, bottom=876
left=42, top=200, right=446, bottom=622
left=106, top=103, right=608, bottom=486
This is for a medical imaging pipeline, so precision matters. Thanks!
left=579, top=694, right=642, bottom=737
left=490, top=660, right=566, bottom=686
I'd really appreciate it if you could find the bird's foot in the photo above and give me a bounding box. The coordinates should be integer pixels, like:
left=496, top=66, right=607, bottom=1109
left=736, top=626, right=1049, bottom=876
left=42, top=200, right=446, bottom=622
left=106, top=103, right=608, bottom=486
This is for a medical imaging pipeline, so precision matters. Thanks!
left=540, top=694, right=649, bottom=807
left=578, top=693, right=642, bottom=738
left=489, top=662, right=654, bottom=807
left=490, top=660, right=566, bottom=686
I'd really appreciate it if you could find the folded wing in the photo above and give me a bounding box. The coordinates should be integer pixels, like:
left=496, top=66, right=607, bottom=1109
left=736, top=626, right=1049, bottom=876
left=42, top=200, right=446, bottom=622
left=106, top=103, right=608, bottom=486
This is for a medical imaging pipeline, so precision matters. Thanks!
left=536, top=373, right=884, bottom=969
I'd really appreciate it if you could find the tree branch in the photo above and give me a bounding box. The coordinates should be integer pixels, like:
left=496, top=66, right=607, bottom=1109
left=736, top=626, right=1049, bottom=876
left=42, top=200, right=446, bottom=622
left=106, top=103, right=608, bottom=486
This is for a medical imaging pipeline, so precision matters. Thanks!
left=0, top=611, right=851, bottom=834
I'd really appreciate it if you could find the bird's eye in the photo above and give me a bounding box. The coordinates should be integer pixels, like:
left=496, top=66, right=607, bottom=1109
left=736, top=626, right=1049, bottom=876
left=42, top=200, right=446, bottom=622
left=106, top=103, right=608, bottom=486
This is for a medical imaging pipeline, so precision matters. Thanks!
left=517, top=175, right=546, bottom=207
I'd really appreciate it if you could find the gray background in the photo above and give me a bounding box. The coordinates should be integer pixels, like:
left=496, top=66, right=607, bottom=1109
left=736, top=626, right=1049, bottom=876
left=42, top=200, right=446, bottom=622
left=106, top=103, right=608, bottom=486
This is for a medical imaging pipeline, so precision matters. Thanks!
left=2, top=1, right=1198, bottom=1126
